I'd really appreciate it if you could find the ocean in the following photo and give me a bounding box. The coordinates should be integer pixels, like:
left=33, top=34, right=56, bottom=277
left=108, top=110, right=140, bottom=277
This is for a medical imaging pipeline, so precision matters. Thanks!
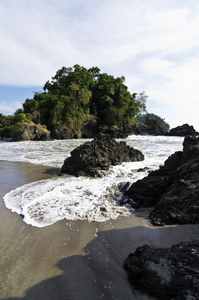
left=0, top=135, right=184, bottom=228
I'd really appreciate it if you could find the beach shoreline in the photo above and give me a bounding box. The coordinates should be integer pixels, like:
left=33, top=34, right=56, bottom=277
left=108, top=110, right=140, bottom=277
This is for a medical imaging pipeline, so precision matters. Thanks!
left=1, top=161, right=199, bottom=299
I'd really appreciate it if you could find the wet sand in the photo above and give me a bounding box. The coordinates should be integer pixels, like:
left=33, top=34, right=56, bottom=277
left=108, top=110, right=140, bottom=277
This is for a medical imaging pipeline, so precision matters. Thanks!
left=0, top=161, right=199, bottom=300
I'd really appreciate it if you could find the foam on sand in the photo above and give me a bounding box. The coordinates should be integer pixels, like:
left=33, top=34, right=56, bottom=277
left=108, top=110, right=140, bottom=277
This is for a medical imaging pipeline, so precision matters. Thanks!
left=3, top=175, right=133, bottom=227
left=2, top=135, right=184, bottom=228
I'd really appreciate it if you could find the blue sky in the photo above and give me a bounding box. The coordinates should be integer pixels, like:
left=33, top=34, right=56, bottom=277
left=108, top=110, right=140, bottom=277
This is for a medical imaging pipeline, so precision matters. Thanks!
left=0, top=0, right=199, bottom=131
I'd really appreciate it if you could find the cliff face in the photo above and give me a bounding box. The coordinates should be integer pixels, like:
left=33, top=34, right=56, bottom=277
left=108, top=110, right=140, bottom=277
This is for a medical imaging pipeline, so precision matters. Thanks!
left=51, top=121, right=97, bottom=139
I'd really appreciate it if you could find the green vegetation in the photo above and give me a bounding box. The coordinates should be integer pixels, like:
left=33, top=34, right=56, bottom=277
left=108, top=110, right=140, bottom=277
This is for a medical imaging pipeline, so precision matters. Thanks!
left=22, top=65, right=144, bottom=133
left=137, top=113, right=170, bottom=135
left=0, top=112, right=33, bottom=138
left=0, top=65, right=169, bottom=138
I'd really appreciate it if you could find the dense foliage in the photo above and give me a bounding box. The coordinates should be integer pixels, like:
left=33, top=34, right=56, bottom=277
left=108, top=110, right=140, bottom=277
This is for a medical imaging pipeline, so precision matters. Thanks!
left=0, top=65, right=169, bottom=138
left=21, top=65, right=146, bottom=133
left=0, top=112, right=33, bottom=138
left=137, top=113, right=170, bottom=134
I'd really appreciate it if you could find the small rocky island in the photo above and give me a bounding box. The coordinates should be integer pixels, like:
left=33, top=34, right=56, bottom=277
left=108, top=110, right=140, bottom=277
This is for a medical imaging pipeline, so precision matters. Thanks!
left=61, top=133, right=144, bottom=177
left=124, top=241, right=199, bottom=300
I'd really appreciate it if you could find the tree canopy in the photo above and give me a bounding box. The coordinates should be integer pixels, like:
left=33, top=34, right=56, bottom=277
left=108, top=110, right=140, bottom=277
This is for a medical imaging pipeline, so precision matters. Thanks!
left=21, top=65, right=144, bottom=132
left=0, top=64, right=170, bottom=138
left=137, top=113, right=170, bottom=134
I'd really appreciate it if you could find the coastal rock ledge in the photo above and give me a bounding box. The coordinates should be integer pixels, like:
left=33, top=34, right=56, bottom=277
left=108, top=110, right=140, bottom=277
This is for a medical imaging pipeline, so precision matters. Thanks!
left=61, top=133, right=144, bottom=177
left=119, top=135, right=199, bottom=225
left=124, top=241, right=199, bottom=300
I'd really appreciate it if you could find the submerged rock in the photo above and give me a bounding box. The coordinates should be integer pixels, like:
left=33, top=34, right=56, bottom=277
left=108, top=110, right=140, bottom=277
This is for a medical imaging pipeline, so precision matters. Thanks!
left=11, top=124, right=51, bottom=141
left=61, top=133, right=144, bottom=177
left=120, top=136, right=199, bottom=225
left=124, top=241, right=199, bottom=300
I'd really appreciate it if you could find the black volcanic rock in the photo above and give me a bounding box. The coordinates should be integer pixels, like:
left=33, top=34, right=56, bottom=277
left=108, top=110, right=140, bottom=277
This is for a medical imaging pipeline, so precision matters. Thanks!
left=120, top=136, right=199, bottom=225
left=167, top=123, right=198, bottom=136
left=124, top=241, right=199, bottom=300
left=61, top=133, right=144, bottom=177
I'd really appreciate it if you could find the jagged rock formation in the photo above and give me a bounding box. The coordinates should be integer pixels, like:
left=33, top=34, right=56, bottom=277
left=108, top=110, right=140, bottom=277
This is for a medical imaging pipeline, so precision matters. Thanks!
left=61, top=133, right=144, bottom=177
left=124, top=241, right=199, bottom=300
left=167, top=123, right=198, bottom=136
left=119, top=136, right=199, bottom=225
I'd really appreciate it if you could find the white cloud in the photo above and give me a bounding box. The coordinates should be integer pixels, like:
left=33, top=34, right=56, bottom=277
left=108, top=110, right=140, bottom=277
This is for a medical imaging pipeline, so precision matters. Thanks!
left=141, top=56, right=199, bottom=105
left=0, top=101, right=22, bottom=115
left=139, top=57, right=175, bottom=77
left=0, top=0, right=199, bottom=130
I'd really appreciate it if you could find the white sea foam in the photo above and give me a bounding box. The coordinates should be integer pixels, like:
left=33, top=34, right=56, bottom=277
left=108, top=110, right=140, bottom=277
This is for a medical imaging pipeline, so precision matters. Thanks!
left=2, top=135, right=184, bottom=227
left=4, top=176, right=131, bottom=227
left=0, top=139, right=91, bottom=167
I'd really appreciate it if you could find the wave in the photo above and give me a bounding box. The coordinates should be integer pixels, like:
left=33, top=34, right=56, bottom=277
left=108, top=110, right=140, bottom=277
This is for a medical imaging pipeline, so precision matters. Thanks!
left=2, top=135, right=184, bottom=227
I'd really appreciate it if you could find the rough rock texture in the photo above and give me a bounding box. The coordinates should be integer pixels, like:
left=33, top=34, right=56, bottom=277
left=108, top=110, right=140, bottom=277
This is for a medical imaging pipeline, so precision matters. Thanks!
left=11, top=124, right=51, bottom=141
left=51, top=126, right=127, bottom=139
left=120, top=136, right=199, bottom=225
left=167, top=123, right=198, bottom=136
left=51, top=127, right=74, bottom=139
left=124, top=241, right=199, bottom=300
left=61, top=133, right=144, bottom=177
left=51, top=123, right=97, bottom=139
left=105, top=130, right=128, bottom=138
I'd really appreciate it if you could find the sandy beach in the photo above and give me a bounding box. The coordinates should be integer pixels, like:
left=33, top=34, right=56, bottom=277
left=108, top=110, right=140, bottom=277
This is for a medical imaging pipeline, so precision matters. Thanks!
left=1, top=160, right=199, bottom=300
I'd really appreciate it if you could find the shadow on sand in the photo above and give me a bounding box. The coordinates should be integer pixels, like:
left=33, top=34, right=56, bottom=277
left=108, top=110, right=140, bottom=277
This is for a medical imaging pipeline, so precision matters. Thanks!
left=2, top=224, right=199, bottom=300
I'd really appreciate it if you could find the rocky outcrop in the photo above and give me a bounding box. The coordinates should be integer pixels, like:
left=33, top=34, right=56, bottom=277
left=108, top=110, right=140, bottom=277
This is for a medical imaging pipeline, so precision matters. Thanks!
left=51, top=122, right=97, bottom=139
left=167, top=123, right=198, bottom=136
left=104, top=130, right=128, bottom=138
left=119, top=136, right=199, bottom=225
left=11, top=124, right=51, bottom=141
left=51, top=127, right=74, bottom=139
left=124, top=241, right=199, bottom=300
left=51, top=126, right=127, bottom=139
left=61, top=133, right=144, bottom=177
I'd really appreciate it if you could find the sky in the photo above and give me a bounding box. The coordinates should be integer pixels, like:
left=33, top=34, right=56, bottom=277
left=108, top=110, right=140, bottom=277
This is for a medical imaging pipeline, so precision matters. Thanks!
left=0, top=0, right=199, bottom=131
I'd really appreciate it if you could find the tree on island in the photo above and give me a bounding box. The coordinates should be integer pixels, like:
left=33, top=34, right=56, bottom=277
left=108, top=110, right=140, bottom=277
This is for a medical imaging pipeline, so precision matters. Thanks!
left=0, top=65, right=170, bottom=139
left=136, top=113, right=170, bottom=135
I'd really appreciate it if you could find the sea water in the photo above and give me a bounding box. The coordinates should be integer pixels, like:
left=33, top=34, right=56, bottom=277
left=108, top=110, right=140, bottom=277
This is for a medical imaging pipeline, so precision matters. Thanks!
left=1, top=135, right=183, bottom=227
